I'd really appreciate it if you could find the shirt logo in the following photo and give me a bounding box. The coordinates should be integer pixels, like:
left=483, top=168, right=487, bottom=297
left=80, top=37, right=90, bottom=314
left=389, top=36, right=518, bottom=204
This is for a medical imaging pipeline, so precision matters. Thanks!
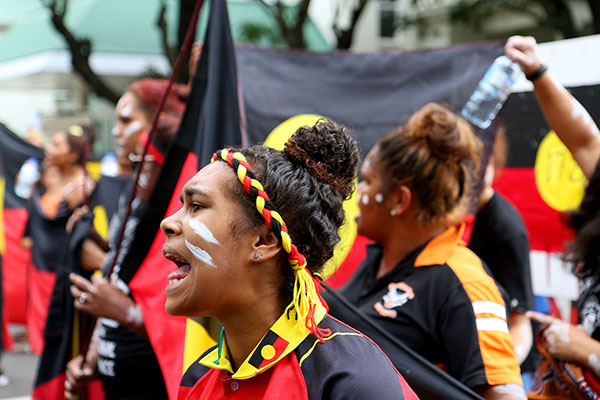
left=374, top=282, right=415, bottom=318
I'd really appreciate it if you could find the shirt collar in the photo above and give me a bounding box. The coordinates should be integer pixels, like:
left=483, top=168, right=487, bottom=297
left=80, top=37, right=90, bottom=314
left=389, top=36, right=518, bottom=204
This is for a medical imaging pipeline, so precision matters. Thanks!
left=414, top=224, right=465, bottom=267
left=198, top=302, right=327, bottom=380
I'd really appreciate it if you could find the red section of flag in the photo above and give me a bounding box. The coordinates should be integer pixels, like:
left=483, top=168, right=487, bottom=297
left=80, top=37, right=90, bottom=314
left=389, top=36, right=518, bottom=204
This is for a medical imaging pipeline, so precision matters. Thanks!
left=326, top=235, right=371, bottom=290
left=130, top=152, right=199, bottom=400
left=32, top=372, right=105, bottom=400
left=493, top=167, right=573, bottom=253
left=257, top=335, right=289, bottom=370
left=3, top=208, right=29, bottom=325
left=27, top=263, right=56, bottom=355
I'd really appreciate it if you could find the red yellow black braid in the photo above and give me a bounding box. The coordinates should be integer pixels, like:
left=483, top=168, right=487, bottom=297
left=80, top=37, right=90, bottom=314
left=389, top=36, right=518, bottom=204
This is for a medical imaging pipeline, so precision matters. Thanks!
left=211, top=148, right=331, bottom=342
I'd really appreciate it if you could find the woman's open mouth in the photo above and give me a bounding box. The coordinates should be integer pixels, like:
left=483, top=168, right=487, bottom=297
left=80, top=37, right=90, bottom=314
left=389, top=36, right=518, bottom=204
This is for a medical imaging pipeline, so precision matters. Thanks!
left=163, top=249, right=191, bottom=290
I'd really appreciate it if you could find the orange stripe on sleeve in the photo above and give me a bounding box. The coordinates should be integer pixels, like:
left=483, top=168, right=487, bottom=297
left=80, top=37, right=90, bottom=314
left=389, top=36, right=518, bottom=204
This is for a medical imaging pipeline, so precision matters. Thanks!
left=447, top=246, right=523, bottom=387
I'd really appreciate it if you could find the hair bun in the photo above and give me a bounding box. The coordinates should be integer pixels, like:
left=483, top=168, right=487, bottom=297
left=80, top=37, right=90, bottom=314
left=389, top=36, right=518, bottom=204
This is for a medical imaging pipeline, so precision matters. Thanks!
left=405, top=103, right=477, bottom=164
left=284, top=120, right=359, bottom=199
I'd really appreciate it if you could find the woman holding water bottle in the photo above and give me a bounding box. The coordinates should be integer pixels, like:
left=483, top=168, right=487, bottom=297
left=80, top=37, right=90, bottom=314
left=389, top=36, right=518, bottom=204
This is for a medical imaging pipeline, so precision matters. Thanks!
left=504, top=35, right=600, bottom=382
left=337, top=103, right=526, bottom=399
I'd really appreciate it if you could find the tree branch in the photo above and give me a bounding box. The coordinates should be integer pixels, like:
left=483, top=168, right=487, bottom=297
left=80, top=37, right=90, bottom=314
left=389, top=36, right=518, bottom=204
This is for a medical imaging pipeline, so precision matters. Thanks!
left=46, top=0, right=120, bottom=103
left=334, top=0, right=369, bottom=49
left=157, top=0, right=178, bottom=69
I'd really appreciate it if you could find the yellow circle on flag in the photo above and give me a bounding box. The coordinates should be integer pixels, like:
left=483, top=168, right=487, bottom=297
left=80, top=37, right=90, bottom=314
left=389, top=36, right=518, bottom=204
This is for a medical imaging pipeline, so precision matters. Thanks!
left=264, top=114, right=358, bottom=279
left=534, top=130, right=587, bottom=211
left=260, top=344, right=276, bottom=360
left=93, top=205, right=110, bottom=240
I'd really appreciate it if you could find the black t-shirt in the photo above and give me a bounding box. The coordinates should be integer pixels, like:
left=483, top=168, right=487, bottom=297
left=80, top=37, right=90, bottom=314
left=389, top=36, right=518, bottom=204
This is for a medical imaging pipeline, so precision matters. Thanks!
left=339, top=226, right=522, bottom=389
left=579, top=277, right=600, bottom=342
left=97, top=196, right=168, bottom=399
left=468, top=192, right=534, bottom=312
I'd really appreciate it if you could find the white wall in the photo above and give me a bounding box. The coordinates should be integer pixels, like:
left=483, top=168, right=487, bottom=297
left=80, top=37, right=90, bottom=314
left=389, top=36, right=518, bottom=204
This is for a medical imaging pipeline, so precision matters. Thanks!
left=0, top=88, right=57, bottom=136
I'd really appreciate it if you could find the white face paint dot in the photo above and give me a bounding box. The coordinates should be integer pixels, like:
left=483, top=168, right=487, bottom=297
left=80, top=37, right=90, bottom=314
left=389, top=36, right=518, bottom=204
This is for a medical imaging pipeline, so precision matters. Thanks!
left=361, top=193, right=369, bottom=205
left=375, top=193, right=384, bottom=203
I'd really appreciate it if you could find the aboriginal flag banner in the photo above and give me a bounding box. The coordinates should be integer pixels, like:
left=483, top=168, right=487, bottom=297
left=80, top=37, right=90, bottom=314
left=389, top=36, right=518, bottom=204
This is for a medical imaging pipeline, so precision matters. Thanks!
left=110, top=20, right=504, bottom=400
left=0, top=123, right=42, bottom=347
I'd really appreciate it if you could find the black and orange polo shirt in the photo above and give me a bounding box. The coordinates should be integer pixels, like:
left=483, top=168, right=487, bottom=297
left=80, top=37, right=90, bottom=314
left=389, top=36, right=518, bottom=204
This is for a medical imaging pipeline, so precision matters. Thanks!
left=178, top=302, right=418, bottom=399
left=340, top=225, right=522, bottom=389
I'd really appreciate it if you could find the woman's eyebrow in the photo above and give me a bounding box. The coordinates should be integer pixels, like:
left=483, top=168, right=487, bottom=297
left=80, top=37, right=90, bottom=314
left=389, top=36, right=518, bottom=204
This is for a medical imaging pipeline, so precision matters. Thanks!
left=181, top=187, right=210, bottom=202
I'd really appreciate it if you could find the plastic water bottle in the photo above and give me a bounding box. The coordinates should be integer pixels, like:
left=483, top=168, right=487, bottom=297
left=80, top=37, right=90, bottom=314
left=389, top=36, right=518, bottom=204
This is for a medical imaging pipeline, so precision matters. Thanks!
left=100, top=152, right=119, bottom=177
left=15, top=157, right=40, bottom=199
left=461, top=56, right=521, bottom=130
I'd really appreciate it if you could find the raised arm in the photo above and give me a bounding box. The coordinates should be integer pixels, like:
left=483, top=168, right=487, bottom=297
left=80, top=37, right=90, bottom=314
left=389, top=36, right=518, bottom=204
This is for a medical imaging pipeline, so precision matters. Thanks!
left=505, top=35, right=600, bottom=179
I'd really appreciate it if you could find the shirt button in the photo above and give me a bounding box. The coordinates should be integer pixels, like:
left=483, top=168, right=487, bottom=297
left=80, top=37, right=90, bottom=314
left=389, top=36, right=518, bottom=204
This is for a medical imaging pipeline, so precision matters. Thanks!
left=231, top=381, right=239, bottom=391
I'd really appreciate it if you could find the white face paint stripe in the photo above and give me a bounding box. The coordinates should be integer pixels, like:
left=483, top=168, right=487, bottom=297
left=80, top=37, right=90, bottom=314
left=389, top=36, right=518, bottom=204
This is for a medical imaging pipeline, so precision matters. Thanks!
left=375, top=193, right=384, bottom=203
left=185, top=240, right=216, bottom=268
left=120, top=102, right=133, bottom=118
left=111, top=126, right=119, bottom=137
left=361, top=193, right=369, bottom=205
left=189, top=219, right=220, bottom=245
left=123, top=120, right=142, bottom=139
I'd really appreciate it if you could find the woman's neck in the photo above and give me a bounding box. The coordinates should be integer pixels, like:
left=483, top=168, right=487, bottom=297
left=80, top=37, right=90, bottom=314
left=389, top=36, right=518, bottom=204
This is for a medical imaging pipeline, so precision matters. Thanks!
left=377, top=221, right=445, bottom=279
left=59, top=163, right=83, bottom=181
left=218, top=293, right=284, bottom=371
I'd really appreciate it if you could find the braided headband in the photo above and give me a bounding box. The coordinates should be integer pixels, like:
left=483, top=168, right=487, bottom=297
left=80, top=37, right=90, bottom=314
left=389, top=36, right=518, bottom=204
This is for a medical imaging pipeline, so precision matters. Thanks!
left=211, top=148, right=331, bottom=341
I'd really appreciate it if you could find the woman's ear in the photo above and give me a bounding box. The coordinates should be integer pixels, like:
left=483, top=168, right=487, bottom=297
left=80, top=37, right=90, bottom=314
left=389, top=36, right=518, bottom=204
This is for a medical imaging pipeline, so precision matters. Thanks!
left=389, top=185, right=412, bottom=217
left=249, top=228, right=282, bottom=263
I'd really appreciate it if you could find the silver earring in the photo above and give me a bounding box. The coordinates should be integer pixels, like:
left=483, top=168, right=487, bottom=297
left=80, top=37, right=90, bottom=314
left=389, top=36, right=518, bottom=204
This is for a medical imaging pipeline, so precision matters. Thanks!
left=390, top=209, right=397, bottom=216
left=253, top=253, right=259, bottom=259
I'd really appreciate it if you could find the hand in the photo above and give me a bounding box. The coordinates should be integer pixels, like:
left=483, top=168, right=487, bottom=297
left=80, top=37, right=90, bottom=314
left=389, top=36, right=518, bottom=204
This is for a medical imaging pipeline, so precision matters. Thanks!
left=505, top=35, right=543, bottom=77
left=64, top=349, right=97, bottom=400
left=70, top=273, right=134, bottom=323
left=527, top=311, right=591, bottom=364
left=66, top=206, right=90, bottom=234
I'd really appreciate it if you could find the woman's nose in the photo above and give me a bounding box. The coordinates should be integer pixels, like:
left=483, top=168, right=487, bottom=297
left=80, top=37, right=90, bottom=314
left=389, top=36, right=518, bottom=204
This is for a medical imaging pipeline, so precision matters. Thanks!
left=161, top=211, right=182, bottom=237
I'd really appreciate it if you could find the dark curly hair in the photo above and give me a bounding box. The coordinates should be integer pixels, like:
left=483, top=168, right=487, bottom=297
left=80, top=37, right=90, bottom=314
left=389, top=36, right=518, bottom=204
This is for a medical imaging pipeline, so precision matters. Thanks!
left=568, top=161, right=600, bottom=280
left=227, top=120, right=359, bottom=301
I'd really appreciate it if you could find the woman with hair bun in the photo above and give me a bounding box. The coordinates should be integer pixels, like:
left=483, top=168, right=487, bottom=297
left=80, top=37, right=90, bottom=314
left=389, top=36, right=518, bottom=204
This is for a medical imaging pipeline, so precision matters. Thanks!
left=340, top=103, right=526, bottom=399
left=160, top=121, right=417, bottom=399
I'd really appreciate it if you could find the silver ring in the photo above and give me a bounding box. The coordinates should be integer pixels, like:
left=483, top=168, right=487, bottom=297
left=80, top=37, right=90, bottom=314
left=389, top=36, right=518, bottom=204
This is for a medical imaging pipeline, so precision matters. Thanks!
left=79, top=292, right=89, bottom=304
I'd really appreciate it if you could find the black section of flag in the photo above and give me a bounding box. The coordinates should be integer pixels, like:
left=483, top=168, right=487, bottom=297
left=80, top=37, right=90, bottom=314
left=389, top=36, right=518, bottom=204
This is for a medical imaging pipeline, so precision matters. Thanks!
left=0, top=123, right=43, bottom=209
left=117, top=0, right=243, bottom=281
left=236, top=42, right=504, bottom=156
left=34, top=213, right=95, bottom=389
left=502, top=84, right=600, bottom=167
left=248, top=330, right=279, bottom=369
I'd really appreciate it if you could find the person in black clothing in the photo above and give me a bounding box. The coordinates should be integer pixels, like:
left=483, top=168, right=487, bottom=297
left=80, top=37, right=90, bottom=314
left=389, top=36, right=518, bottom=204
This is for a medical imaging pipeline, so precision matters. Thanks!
left=339, top=103, right=525, bottom=399
left=505, top=35, right=600, bottom=378
left=468, top=127, right=534, bottom=366
left=64, top=79, right=188, bottom=400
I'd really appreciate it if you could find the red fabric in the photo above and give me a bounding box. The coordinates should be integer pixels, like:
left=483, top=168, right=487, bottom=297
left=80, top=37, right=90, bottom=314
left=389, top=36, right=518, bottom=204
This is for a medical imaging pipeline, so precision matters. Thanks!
left=179, top=352, right=309, bottom=400
left=493, top=167, right=574, bottom=253
left=129, top=153, right=199, bottom=400
left=26, top=263, right=56, bottom=355
left=32, top=372, right=105, bottom=400
left=2, top=208, right=29, bottom=324
left=325, top=235, right=371, bottom=290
